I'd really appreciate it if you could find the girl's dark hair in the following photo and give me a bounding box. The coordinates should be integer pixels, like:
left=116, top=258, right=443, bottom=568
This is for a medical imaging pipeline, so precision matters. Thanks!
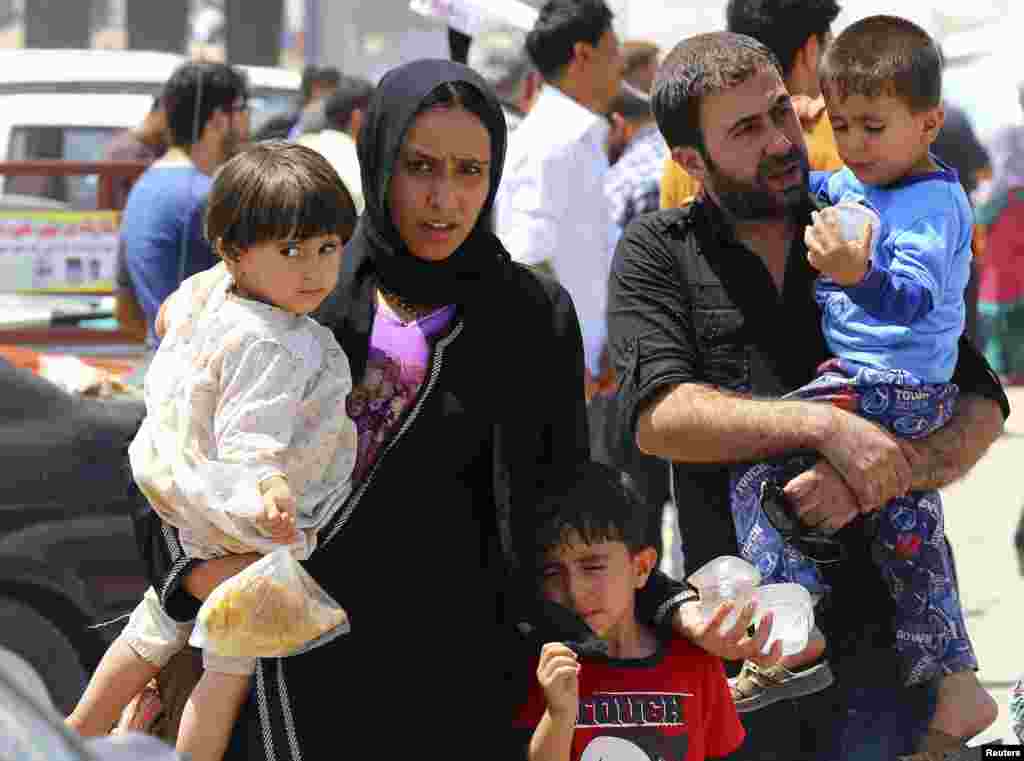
left=531, top=461, right=655, bottom=568
left=205, top=141, right=358, bottom=260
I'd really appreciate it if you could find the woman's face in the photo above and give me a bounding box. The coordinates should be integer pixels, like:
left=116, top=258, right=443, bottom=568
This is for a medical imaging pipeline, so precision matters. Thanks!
left=388, top=105, right=492, bottom=262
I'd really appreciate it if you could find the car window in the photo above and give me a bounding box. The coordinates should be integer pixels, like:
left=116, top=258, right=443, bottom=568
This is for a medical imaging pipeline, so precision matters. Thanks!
left=6, top=126, right=118, bottom=210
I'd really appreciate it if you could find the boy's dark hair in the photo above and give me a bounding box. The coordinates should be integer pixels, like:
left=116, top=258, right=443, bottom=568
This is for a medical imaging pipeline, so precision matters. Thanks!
left=324, top=76, right=375, bottom=133
left=622, top=40, right=659, bottom=77
left=206, top=142, right=358, bottom=260
left=609, top=86, right=652, bottom=122
left=300, top=64, right=342, bottom=104
left=161, top=62, right=249, bottom=148
left=525, top=0, right=614, bottom=82
left=819, top=15, right=943, bottom=113
left=652, top=31, right=782, bottom=151
left=726, top=0, right=841, bottom=77
left=532, top=461, right=655, bottom=567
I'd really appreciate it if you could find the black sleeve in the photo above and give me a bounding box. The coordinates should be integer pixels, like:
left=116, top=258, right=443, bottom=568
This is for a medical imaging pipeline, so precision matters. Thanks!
left=606, top=214, right=700, bottom=628
left=129, top=478, right=202, bottom=622
left=607, top=214, right=700, bottom=442
left=542, top=279, right=591, bottom=469
left=951, top=334, right=1010, bottom=420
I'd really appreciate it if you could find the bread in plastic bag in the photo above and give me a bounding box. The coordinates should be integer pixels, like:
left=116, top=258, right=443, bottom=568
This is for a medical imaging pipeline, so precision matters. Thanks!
left=190, top=548, right=349, bottom=658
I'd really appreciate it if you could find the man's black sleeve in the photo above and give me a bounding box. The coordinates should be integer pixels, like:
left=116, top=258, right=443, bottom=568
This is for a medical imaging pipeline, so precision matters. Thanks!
left=607, top=212, right=702, bottom=628
left=951, top=334, right=1010, bottom=420
left=607, top=212, right=700, bottom=441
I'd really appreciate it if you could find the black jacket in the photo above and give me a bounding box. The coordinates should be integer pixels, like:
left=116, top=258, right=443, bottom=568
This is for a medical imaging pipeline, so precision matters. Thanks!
left=139, top=242, right=691, bottom=759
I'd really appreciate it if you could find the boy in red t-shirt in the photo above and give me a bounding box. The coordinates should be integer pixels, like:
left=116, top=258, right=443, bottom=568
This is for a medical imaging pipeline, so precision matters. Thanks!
left=514, top=462, right=744, bottom=761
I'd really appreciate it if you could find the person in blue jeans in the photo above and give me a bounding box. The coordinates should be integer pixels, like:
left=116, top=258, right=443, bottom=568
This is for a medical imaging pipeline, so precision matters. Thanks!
left=727, top=16, right=997, bottom=756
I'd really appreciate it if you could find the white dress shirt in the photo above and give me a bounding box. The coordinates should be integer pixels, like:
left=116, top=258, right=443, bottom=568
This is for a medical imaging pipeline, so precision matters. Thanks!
left=494, top=85, right=616, bottom=375
left=298, top=129, right=365, bottom=215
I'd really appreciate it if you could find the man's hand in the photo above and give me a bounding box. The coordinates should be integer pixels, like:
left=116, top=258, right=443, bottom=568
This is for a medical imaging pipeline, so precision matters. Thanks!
left=256, top=475, right=298, bottom=543
left=674, top=599, right=783, bottom=665
left=804, top=207, right=872, bottom=286
left=817, top=406, right=912, bottom=512
left=784, top=460, right=860, bottom=534
left=536, top=643, right=580, bottom=722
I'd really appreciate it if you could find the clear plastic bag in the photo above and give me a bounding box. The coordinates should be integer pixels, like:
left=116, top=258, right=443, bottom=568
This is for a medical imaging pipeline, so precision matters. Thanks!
left=686, top=555, right=761, bottom=630
left=190, top=548, right=350, bottom=658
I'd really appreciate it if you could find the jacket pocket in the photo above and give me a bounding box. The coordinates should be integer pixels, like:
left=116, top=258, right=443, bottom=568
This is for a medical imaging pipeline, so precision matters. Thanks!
left=692, top=307, right=750, bottom=390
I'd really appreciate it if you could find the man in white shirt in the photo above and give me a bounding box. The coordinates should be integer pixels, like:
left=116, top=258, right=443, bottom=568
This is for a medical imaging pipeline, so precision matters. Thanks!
left=298, top=76, right=374, bottom=215
left=494, top=0, right=623, bottom=385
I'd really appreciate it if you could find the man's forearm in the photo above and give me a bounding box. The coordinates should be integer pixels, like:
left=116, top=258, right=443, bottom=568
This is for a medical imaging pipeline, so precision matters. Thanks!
left=637, top=383, right=833, bottom=464
left=907, top=394, right=1003, bottom=492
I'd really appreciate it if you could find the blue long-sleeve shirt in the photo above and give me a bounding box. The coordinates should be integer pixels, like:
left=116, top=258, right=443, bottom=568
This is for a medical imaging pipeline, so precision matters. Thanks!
left=121, top=165, right=216, bottom=343
left=809, top=161, right=973, bottom=383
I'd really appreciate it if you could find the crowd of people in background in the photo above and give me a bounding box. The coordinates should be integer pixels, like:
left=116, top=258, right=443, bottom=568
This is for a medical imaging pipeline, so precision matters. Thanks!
left=74, top=0, right=1024, bottom=759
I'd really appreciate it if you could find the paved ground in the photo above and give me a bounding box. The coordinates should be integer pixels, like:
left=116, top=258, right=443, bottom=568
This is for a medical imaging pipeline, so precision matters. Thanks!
left=944, top=386, right=1024, bottom=745
left=658, top=386, right=1024, bottom=746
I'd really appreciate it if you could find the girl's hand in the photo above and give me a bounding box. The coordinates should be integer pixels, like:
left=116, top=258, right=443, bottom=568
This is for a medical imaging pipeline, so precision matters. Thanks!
left=537, top=642, right=580, bottom=722
left=257, top=476, right=299, bottom=543
left=804, top=207, right=872, bottom=286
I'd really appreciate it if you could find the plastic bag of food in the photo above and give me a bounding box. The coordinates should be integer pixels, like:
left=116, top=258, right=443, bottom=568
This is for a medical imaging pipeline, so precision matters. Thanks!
left=190, top=549, right=349, bottom=658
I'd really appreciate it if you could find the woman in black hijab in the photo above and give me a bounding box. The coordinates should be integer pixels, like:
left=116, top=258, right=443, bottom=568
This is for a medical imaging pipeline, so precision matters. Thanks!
left=145, top=59, right=687, bottom=758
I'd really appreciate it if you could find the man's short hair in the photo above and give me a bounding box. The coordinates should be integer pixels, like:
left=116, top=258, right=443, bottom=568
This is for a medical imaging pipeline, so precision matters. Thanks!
left=525, top=0, right=614, bottom=82
left=819, top=15, right=943, bottom=113
left=531, top=461, right=654, bottom=568
left=609, top=85, right=652, bottom=122
left=161, top=62, right=249, bottom=148
left=468, top=25, right=534, bottom=104
left=300, top=64, right=341, bottom=104
left=652, top=31, right=783, bottom=151
left=726, top=0, right=841, bottom=77
left=323, top=76, right=374, bottom=133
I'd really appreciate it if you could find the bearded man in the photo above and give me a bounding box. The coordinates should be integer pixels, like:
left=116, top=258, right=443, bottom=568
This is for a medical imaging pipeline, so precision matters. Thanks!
left=606, top=31, right=1009, bottom=760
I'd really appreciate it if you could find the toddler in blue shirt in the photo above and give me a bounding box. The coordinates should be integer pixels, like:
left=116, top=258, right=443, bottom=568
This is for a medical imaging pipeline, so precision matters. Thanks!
left=729, top=15, right=996, bottom=756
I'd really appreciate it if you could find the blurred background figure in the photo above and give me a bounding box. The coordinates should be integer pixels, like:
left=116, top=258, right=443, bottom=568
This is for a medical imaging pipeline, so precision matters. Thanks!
left=605, top=86, right=666, bottom=222
left=298, top=75, right=374, bottom=214
left=975, top=79, right=1024, bottom=386
left=287, top=64, right=342, bottom=139
left=593, top=83, right=672, bottom=553
left=620, top=39, right=660, bottom=94
left=932, top=91, right=991, bottom=347
left=494, top=0, right=624, bottom=390
left=103, top=96, right=169, bottom=211
left=660, top=0, right=844, bottom=210
left=467, top=25, right=542, bottom=131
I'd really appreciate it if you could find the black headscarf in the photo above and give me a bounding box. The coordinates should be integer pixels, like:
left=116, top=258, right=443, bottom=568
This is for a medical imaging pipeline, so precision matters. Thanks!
left=351, top=59, right=509, bottom=306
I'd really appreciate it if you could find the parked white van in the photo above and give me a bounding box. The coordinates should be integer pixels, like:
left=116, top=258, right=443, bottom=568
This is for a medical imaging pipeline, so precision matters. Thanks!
left=0, top=49, right=300, bottom=209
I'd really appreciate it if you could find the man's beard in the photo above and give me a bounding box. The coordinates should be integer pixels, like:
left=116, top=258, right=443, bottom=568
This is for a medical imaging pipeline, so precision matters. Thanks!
left=704, top=145, right=809, bottom=221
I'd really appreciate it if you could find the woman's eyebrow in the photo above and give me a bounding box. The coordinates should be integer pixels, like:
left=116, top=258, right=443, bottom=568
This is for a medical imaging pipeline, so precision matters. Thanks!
left=404, top=146, right=490, bottom=164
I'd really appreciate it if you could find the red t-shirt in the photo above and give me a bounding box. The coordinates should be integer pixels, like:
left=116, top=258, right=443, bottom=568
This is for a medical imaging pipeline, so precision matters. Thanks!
left=514, top=638, right=744, bottom=761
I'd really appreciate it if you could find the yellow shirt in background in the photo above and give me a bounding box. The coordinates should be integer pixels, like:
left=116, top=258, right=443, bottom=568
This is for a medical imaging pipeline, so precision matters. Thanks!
left=658, top=101, right=844, bottom=209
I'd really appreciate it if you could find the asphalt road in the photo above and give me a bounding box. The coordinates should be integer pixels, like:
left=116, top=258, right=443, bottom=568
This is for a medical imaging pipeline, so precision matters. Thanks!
left=944, top=386, right=1024, bottom=745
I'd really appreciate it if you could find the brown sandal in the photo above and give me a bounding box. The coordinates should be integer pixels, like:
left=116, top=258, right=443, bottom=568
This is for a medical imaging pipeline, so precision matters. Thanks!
left=729, top=658, right=835, bottom=712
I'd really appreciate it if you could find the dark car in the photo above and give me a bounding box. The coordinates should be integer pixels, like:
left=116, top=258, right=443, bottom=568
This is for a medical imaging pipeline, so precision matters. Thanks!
left=0, top=356, right=149, bottom=715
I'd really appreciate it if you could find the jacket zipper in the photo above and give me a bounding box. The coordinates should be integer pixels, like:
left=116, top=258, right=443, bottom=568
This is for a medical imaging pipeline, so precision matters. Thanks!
left=319, top=319, right=464, bottom=548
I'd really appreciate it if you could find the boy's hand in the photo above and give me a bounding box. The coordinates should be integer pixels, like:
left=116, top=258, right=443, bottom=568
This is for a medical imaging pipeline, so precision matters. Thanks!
left=804, top=207, right=872, bottom=286
left=256, top=476, right=298, bottom=543
left=537, top=642, right=580, bottom=722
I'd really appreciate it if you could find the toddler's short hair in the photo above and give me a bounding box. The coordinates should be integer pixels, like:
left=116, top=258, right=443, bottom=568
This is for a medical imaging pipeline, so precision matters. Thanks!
left=819, top=15, right=942, bottom=113
left=206, top=141, right=358, bottom=260
left=531, top=461, right=655, bottom=566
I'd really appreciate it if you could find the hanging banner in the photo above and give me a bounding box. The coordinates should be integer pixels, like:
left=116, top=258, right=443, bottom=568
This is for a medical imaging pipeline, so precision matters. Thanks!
left=409, top=0, right=539, bottom=35
left=0, top=210, right=120, bottom=293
